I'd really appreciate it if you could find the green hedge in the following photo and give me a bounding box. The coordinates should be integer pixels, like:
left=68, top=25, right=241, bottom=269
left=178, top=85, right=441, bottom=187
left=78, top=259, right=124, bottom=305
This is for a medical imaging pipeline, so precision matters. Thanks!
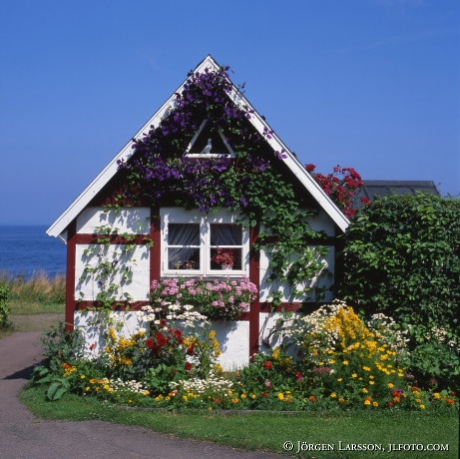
left=339, top=193, right=460, bottom=388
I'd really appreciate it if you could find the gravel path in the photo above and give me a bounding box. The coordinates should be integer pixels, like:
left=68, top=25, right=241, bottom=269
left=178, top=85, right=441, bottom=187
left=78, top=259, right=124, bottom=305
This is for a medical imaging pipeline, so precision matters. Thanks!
left=0, top=331, right=283, bottom=459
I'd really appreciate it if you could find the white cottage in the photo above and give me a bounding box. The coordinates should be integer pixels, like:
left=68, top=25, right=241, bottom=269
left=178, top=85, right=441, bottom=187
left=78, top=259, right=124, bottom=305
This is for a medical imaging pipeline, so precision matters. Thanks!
left=47, top=55, right=349, bottom=369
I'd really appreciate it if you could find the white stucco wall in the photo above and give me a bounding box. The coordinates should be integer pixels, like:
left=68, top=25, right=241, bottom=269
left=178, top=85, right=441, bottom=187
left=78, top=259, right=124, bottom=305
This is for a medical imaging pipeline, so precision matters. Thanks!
left=75, top=244, right=150, bottom=301
left=77, top=207, right=151, bottom=234
left=259, top=245, right=335, bottom=303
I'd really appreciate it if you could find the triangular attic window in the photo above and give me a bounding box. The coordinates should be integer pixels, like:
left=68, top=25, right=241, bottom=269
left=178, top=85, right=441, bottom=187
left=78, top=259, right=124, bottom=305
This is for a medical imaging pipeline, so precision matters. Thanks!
left=184, top=119, right=235, bottom=158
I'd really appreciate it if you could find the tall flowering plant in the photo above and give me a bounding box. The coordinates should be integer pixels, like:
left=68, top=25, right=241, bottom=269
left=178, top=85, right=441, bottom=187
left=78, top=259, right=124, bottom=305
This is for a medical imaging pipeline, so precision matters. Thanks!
left=150, top=277, right=258, bottom=321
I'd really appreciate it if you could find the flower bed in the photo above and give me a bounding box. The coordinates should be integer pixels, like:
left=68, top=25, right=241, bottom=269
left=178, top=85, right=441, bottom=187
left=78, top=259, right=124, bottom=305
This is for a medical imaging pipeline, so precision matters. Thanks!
left=31, top=301, right=458, bottom=412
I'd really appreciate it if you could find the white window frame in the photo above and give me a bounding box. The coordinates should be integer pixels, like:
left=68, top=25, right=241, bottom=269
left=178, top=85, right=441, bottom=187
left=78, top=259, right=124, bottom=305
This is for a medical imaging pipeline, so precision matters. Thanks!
left=160, top=207, right=249, bottom=277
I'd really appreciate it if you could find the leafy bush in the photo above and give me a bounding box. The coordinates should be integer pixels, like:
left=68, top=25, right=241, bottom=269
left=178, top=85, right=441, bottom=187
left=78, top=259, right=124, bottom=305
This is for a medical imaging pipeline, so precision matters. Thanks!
left=339, top=193, right=460, bottom=388
left=0, top=283, right=11, bottom=329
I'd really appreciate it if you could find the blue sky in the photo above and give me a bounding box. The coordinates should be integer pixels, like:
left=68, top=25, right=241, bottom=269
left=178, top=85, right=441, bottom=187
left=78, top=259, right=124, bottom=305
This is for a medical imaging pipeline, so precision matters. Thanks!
left=0, top=0, right=459, bottom=225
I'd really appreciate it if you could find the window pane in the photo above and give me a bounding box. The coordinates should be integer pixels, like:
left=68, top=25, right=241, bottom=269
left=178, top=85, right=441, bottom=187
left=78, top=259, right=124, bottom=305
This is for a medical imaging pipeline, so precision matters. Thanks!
left=168, top=224, right=200, bottom=245
left=210, top=248, right=242, bottom=270
left=210, top=224, right=242, bottom=245
left=168, top=248, right=200, bottom=270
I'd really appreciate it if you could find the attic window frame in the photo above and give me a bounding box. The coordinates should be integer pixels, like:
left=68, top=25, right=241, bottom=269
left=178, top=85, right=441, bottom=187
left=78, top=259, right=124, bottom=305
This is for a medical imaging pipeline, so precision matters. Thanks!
left=184, top=119, right=235, bottom=158
left=160, top=207, right=249, bottom=277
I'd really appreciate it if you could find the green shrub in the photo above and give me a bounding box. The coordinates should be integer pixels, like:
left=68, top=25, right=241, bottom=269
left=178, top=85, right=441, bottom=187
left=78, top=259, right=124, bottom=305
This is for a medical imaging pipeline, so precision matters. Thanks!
left=339, top=193, right=460, bottom=388
left=0, top=283, right=11, bottom=329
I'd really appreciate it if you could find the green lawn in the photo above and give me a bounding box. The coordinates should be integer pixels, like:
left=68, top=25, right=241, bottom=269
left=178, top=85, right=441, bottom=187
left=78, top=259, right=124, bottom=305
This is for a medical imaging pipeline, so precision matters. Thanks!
left=21, top=385, right=459, bottom=459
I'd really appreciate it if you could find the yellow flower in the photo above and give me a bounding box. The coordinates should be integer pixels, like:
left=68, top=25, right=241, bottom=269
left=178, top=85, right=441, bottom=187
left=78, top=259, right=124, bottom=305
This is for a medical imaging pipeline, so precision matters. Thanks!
left=232, top=398, right=239, bottom=404
left=108, top=328, right=117, bottom=341
left=364, top=400, right=371, bottom=405
left=209, top=330, right=216, bottom=339
left=388, top=383, right=395, bottom=388
left=85, top=387, right=90, bottom=392
left=214, top=364, right=224, bottom=374
left=420, top=404, right=426, bottom=409
left=433, top=393, right=441, bottom=399
left=352, top=373, right=358, bottom=378
left=273, top=348, right=280, bottom=360
left=241, top=393, right=247, bottom=399
left=329, top=359, right=336, bottom=364
left=362, top=388, right=369, bottom=394
left=278, top=393, right=285, bottom=400
left=251, top=394, right=257, bottom=399
left=373, top=401, right=379, bottom=407
left=339, top=397, right=346, bottom=403
left=330, top=392, right=337, bottom=398
left=343, top=360, right=349, bottom=365
left=183, top=396, right=188, bottom=402
left=369, top=381, right=375, bottom=385
left=81, top=375, right=86, bottom=379
left=337, top=378, right=343, bottom=382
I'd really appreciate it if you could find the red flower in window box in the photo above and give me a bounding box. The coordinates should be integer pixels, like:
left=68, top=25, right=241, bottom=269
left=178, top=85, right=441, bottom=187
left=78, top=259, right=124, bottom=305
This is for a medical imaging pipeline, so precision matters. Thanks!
left=263, top=361, right=273, bottom=370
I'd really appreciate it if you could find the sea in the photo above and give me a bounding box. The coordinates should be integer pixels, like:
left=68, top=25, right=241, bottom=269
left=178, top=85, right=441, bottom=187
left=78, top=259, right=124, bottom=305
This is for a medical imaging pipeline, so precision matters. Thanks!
left=0, top=225, right=67, bottom=279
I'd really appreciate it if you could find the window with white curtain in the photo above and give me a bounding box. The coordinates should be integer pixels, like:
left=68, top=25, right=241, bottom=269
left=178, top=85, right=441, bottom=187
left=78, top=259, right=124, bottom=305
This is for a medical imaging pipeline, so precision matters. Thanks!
left=160, top=208, right=249, bottom=276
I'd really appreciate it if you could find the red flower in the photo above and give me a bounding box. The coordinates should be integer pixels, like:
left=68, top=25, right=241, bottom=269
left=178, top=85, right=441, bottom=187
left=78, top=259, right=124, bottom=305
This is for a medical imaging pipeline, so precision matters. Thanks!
left=90, top=343, right=97, bottom=350
left=156, top=332, right=168, bottom=347
left=186, top=344, right=196, bottom=356
left=306, top=163, right=316, bottom=173
left=159, top=319, right=167, bottom=328
left=173, top=329, right=183, bottom=344
left=295, top=371, right=305, bottom=381
left=263, top=361, right=273, bottom=370
left=185, top=362, right=193, bottom=371
left=145, top=338, right=155, bottom=348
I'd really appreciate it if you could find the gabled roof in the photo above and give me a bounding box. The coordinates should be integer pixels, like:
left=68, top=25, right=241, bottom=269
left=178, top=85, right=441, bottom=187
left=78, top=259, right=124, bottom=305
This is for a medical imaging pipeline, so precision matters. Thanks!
left=352, top=180, right=441, bottom=210
left=47, top=55, right=349, bottom=241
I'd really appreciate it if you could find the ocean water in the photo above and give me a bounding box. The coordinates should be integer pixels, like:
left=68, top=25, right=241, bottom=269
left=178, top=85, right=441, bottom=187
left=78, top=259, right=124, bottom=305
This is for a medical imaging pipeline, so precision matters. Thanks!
left=0, top=226, right=67, bottom=278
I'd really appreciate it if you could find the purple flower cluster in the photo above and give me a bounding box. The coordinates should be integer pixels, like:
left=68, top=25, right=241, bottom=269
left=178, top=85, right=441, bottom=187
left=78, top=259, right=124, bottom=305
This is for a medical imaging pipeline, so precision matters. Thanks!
left=150, top=277, right=258, bottom=321
left=117, top=66, right=284, bottom=212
